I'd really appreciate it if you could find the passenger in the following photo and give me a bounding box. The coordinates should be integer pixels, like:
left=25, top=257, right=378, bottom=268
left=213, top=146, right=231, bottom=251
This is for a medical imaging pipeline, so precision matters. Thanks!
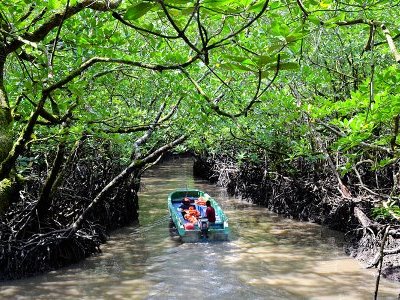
left=205, top=200, right=216, bottom=223
left=179, top=197, right=191, bottom=216
left=195, top=196, right=206, bottom=206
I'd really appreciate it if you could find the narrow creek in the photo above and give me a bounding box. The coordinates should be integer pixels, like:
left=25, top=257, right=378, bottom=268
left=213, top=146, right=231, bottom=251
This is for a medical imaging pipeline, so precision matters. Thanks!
left=1, top=157, right=400, bottom=299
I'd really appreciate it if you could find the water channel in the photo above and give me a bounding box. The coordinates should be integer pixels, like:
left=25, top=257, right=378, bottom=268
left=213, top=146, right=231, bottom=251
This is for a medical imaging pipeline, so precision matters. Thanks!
left=1, top=157, right=400, bottom=299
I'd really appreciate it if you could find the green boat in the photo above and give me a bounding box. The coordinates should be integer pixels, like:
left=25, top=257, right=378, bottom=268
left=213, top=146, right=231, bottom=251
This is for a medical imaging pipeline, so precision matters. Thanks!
left=168, top=189, right=229, bottom=242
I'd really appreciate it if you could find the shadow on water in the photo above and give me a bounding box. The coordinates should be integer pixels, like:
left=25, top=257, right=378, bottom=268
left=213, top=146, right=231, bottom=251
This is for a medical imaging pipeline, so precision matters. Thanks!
left=1, top=157, right=400, bottom=299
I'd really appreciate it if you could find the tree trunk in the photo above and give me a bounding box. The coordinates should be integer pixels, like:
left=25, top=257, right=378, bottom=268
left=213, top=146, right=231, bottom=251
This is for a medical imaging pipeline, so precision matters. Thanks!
left=36, top=141, right=66, bottom=222
left=0, top=106, right=12, bottom=164
left=0, top=51, right=15, bottom=216
left=0, top=55, right=12, bottom=163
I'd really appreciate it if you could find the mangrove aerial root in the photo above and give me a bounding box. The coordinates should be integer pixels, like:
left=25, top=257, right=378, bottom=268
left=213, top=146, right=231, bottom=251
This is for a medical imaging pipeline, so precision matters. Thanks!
left=0, top=140, right=139, bottom=280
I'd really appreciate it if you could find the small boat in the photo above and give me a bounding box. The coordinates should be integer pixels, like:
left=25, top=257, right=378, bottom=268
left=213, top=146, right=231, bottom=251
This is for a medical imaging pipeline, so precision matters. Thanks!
left=168, top=189, right=229, bottom=242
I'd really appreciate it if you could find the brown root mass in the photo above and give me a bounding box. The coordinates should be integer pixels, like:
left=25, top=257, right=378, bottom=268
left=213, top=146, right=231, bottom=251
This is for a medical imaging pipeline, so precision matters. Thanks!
left=193, top=154, right=400, bottom=282
left=0, top=141, right=139, bottom=280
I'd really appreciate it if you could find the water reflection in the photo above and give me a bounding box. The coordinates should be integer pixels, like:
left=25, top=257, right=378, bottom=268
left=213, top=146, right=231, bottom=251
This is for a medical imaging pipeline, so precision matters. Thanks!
left=1, top=157, right=400, bottom=299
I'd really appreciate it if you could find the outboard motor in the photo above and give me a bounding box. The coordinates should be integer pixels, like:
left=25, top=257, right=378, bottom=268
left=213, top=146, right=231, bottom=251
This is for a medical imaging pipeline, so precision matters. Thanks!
left=198, top=217, right=209, bottom=238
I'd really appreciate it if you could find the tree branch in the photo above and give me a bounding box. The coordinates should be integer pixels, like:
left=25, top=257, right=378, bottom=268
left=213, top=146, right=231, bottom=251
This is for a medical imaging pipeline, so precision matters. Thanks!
left=158, top=0, right=201, bottom=55
left=207, top=0, right=270, bottom=50
left=248, top=53, right=281, bottom=111
left=180, top=54, right=280, bottom=119
left=381, top=24, right=400, bottom=64
left=131, top=103, right=166, bottom=160
left=316, top=119, right=392, bottom=154
left=22, top=93, right=61, bottom=124
left=112, top=12, right=178, bottom=39
left=229, top=127, right=287, bottom=156
left=49, top=0, right=70, bottom=73
left=180, top=68, right=235, bottom=118
left=5, top=0, right=122, bottom=54
left=391, top=115, right=400, bottom=151
left=68, top=134, right=187, bottom=235
left=0, top=94, right=47, bottom=180
left=44, top=55, right=200, bottom=94
left=297, top=0, right=309, bottom=17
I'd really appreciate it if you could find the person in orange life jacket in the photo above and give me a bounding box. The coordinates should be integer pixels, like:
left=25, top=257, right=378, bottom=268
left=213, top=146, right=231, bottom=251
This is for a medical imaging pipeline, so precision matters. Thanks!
left=205, top=200, right=216, bottom=223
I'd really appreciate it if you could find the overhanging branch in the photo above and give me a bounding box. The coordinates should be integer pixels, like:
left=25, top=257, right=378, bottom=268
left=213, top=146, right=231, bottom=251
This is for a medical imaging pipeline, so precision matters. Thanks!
left=68, top=134, right=187, bottom=234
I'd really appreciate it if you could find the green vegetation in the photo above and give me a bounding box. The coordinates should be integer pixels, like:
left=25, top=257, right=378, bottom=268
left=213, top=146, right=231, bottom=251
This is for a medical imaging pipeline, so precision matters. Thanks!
left=0, top=0, right=400, bottom=278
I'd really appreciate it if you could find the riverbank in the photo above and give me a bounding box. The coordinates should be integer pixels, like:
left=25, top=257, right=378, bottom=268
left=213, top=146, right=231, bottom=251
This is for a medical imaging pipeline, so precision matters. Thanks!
left=193, top=153, right=400, bottom=282
left=0, top=142, right=140, bottom=280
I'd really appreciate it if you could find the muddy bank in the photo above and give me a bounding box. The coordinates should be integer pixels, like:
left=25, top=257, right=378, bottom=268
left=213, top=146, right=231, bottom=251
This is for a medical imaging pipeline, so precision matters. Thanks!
left=0, top=140, right=140, bottom=280
left=193, top=154, right=400, bottom=282
left=194, top=155, right=366, bottom=231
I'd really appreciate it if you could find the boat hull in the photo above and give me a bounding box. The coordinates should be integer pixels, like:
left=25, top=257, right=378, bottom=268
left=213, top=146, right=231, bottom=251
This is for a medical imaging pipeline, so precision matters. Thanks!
left=168, top=189, right=229, bottom=242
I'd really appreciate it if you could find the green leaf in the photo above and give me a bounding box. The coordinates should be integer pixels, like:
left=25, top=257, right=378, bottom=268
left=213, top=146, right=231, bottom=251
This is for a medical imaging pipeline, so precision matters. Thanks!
left=258, top=62, right=298, bottom=77
left=48, top=0, right=62, bottom=10
left=259, top=54, right=277, bottom=64
left=219, top=63, right=253, bottom=72
left=377, top=158, right=396, bottom=169
left=264, top=62, right=299, bottom=71
left=203, top=0, right=236, bottom=6
left=165, top=0, right=193, bottom=4
left=255, top=55, right=279, bottom=67
left=181, top=7, right=195, bottom=15
left=285, top=32, right=307, bottom=43
left=278, top=62, right=299, bottom=70
left=124, top=3, right=154, bottom=20
left=249, top=1, right=267, bottom=13
left=307, top=15, right=321, bottom=25
left=223, top=55, right=248, bottom=63
left=270, top=20, right=290, bottom=36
